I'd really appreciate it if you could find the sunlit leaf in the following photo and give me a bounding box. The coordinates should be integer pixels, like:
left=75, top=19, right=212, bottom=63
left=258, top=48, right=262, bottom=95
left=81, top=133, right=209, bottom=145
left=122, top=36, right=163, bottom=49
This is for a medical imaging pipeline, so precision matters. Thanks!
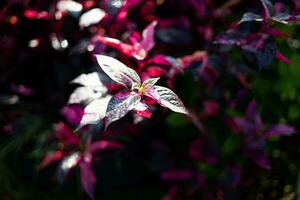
left=133, top=102, right=152, bottom=118
left=95, top=55, right=141, bottom=89
left=141, top=77, right=160, bottom=88
left=153, top=86, right=189, bottom=115
left=78, top=95, right=112, bottom=129
left=105, top=92, right=141, bottom=128
left=79, top=8, right=106, bottom=27
left=68, top=87, right=104, bottom=104
left=59, top=152, right=80, bottom=175
left=57, top=0, right=83, bottom=13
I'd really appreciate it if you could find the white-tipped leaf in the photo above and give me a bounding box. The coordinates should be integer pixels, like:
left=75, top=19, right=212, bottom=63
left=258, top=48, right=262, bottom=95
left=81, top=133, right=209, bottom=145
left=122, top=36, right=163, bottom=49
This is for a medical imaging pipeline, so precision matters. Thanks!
left=153, top=86, right=189, bottom=115
left=105, top=92, right=141, bottom=129
left=141, top=77, right=160, bottom=87
left=78, top=95, right=112, bottom=129
left=261, top=0, right=275, bottom=18
left=95, top=55, right=141, bottom=89
left=239, top=12, right=263, bottom=24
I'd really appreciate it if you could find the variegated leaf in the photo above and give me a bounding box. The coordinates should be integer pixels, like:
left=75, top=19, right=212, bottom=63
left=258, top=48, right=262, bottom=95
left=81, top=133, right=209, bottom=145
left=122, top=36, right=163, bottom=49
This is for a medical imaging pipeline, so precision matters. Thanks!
left=141, top=77, right=160, bottom=88
left=105, top=92, right=141, bottom=128
left=95, top=55, right=141, bottom=89
left=141, top=21, right=157, bottom=52
left=153, top=85, right=189, bottom=115
left=71, top=72, right=106, bottom=88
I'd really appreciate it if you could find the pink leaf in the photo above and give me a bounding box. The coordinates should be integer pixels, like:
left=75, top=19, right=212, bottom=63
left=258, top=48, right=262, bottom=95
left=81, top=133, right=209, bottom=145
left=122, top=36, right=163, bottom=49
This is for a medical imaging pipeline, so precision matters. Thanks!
left=275, top=51, right=292, bottom=64
left=39, top=150, right=65, bottom=169
left=133, top=102, right=152, bottom=118
left=88, top=140, right=123, bottom=153
left=105, top=91, right=141, bottom=129
left=54, top=122, right=80, bottom=145
left=95, top=55, right=141, bottom=89
left=141, top=21, right=157, bottom=52
left=79, top=159, right=97, bottom=199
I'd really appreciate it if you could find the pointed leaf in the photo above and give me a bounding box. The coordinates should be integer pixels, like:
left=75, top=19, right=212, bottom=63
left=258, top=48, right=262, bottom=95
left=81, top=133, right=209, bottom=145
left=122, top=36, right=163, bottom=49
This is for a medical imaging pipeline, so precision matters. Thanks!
left=79, top=160, right=97, bottom=199
left=141, top=21, right=157, bottom=52
left=262, top=124, right=296, bottom=139
left=261, top=0, right=275, bottom=18
left=153, top=86, right=189, bottom=115
left=71, top=72, right=106, bottom=88
left=95, top=55, right=141, bottom=89
left=239, top=12, right=263, bottom=24
left=39, top=151, right=65, bottom=169
left=141, top=77, right=160, bottom=88
left=272, top=12, right=291, bottom=24
left=88, top=141, right=123, bottom=153
left=245, top=100, right=263, bottom=133
left=105, top=92, right=141, bottom=128
left=78, top=95, right=112, bottom=129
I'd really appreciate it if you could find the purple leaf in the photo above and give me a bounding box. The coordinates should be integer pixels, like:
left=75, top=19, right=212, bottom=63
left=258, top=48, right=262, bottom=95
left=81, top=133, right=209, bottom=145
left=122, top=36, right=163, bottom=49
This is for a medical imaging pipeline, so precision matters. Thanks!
left=79, top=159, right=97, bottom=199
left=246, top=146, right=270, bottom=170
left=141, top=21, right=157, bottom=52
left=95, top=55, right=141, bottom=89
left=262, top=124, right=296, bottom=139
left=152, top=86, right=189, bottom=115
left=160, top=169, right=193, bottom=181
left=239, top=12, right=263, bottom=24
left=60, top=104, right=84, bottom=126
left=245, top=100, right=263, bottom=133
left=105, top=91, right=141, bottom=128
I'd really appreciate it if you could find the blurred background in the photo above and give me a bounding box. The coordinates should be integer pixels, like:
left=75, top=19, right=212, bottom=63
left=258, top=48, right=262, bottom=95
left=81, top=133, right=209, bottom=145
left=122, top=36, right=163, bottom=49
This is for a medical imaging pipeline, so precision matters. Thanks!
left=1, top=0, right=300, bottom=199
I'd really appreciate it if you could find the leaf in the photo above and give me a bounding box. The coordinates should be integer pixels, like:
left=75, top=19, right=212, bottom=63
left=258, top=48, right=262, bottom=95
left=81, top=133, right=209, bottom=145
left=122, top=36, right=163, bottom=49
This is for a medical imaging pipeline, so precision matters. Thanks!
left=262, top=124, right=296, bottom=139
left=68, top=86, right=105, bottom=104
left=275, top=50, right=292, bottom=64
left=105, top=92, right=141, bottom=128
left=255, top=41, right=277, bottom=69
left=78, top=95, right=112, bottom=129
left=88, top=140, right=122, bottom=153
left=152, top=86, right=189, bottom=115
left=272, top=12, right=291, bottom=24
left=39, top=151, right=65, bottom=169
left=79, top=159, right=97, bottom=199
left=238, top=12, right=263, bottom=24
left=79, top=8, right=106, bottom=27
left=95, top=55, right=141, bottom=89
left=141, top=77, right=160, bottom=88
left=246, top=144, right=270, bottom=170
left=54, top=122, right=81, bottom=145
left=261, top=0, right=275, bottom=18
left=59, top=152, right=80, bottom=175
left=245, top=100, right=263, bottom=133
left=133, top=102, right=152, bottom=118
left=71, top=72, right=106, bottom=88
left=141, top=21, right=157, bottom=52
